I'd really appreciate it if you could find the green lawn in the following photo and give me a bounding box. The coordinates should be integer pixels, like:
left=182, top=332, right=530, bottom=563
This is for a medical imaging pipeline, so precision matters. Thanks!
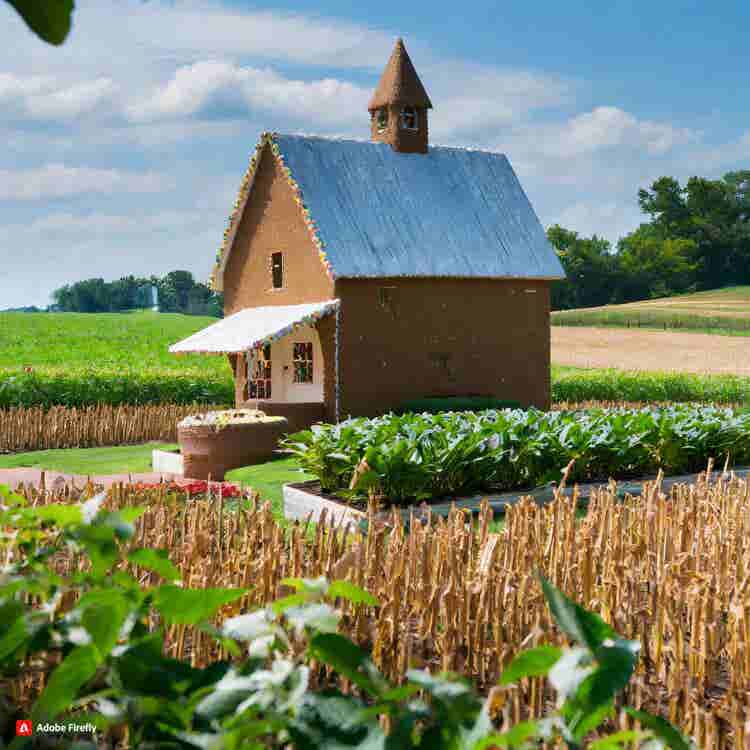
left=0, top=442, right=178, bottom=475
left=0, top=443, right=310, bottom=520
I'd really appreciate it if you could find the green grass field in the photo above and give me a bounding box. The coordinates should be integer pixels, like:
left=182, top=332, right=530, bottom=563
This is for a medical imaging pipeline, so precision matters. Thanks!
left=2, top=308, right=750, bottom=407
left=0, top=310, right=234, bottom=406
left=552, top=285, right=750, bottom=335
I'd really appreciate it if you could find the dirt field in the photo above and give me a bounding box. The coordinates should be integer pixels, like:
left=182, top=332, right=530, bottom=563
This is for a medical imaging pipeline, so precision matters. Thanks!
left=552, top=326, right=750, bottom=375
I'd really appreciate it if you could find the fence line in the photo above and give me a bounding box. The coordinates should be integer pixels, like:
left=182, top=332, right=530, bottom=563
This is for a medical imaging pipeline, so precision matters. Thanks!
left=0, top=404, right=223, bottom=452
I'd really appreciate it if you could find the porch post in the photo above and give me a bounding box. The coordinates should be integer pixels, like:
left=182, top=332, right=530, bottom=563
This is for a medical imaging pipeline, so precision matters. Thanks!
left=334, top=304, right=341, bottom=423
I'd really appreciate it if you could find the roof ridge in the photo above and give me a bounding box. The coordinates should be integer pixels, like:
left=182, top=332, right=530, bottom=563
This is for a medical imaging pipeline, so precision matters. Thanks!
left=273, top=132, right=508, bottom=158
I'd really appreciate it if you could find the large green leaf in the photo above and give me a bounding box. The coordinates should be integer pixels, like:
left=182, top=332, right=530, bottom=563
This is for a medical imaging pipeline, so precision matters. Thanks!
left=32, top=645, right=98, bottom=721
left=153, top=585, right=248, bottom=625
left=5, top=0, right=74, bottom=45
left=498, top=645, right=562, bottom=684
left=328, top=580, right=379, bottom=607
left=624, top=708, right=692, bottom=750
left=308, top=633, right=382, bottom=697
left=79, top=589, right=131, bottom=660
left=128, top=548, right=181, bottom=582
left=539, top=574, right=617, bottom=651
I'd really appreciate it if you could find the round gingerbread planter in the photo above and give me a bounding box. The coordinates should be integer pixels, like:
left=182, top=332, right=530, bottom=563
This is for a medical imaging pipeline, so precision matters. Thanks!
left=177, top=417, right=288, bottom=481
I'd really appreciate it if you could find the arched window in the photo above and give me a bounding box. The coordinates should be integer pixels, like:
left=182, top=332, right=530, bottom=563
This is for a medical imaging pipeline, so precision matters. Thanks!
left=400, top=106, right=418, bottom=131
left=376, top=108, right=388, bottom=132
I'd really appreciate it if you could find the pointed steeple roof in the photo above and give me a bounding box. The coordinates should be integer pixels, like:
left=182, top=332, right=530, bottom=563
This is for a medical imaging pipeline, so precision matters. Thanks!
left=368, top=38, right=432, bottom=111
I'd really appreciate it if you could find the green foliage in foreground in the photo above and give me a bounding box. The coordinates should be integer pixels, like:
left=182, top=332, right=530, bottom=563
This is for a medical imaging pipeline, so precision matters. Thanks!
left=552, top=365, right=750, bottom=405
left=0, top=484, right=691, bottom=749
left=4, top=0, right=73, bottom=45
left=281, top=405, right=750, bottom=503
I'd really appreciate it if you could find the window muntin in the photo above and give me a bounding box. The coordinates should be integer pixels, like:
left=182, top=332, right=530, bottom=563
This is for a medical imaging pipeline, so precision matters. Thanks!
left=292, top=342, right=313, bottom=384
left=271, top=252, right=283, bottom=289
left=249, top=343, right=272, bottom=399
left=400, top=106, right=418, bottom=131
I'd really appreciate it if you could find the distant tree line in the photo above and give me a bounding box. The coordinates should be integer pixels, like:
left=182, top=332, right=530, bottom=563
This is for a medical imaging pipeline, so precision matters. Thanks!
left=550, top=170, right=750, bottom=309
left=51, top=271, right=223, bottom=317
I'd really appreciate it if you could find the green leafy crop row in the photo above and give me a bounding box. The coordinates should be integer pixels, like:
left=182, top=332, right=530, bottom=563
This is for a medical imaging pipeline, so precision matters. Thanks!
left=281, top=405, right=750, bottom=504
left=0, top=369, right=233, bottom=408
left=551, top=366, right=750, bottom=405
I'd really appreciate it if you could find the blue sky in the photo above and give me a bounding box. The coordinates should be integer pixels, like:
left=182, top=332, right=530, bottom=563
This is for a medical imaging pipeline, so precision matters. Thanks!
left=2, top=0, right=750, bottom=309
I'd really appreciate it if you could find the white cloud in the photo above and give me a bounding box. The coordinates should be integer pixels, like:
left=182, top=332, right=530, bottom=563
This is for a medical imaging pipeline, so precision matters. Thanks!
left=0, top=73, right=116, bottom=120
left=128, top=60, right=369, bottom=125
left=0, top=164, right=172, bottom=200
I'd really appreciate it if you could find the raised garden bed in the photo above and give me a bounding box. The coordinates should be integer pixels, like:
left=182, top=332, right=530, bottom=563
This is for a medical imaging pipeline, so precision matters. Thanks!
left=176, top=409, right=288, bottom=480
left=283, top=466, right=750, bottom=525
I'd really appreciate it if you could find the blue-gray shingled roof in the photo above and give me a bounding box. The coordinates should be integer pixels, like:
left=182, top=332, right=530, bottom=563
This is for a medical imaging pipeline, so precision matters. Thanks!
left=274, top=133, right=565, bottom=280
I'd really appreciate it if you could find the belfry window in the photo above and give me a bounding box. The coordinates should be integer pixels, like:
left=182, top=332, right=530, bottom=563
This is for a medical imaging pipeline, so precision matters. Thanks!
left=400, top=106, right=418, bottom=131
left=376, top=108, right=388, bottom=132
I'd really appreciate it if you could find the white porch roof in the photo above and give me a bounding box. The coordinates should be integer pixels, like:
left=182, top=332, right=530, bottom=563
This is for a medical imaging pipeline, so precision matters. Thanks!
left=169, top=299, right=340, bottom=354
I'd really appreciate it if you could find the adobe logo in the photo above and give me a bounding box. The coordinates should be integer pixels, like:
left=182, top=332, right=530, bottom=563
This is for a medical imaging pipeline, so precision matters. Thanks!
left=16, top=720, right=33, bottom=736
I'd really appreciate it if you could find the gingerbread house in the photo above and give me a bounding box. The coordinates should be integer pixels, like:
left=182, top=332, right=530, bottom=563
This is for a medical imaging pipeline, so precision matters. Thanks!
left=170, top=39, right=566, bottom=433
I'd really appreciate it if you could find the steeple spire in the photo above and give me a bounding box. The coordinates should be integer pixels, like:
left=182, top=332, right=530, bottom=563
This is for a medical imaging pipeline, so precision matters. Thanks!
left=368, top=38, right=431, bottom=153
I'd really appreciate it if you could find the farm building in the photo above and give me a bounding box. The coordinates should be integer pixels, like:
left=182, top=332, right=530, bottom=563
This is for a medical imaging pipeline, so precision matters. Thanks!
left=170, top=39, right=565, bottom=432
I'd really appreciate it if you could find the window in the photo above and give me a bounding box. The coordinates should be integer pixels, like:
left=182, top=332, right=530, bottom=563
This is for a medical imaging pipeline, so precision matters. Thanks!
left=293, top=342, right=313, bottom=384
left=271, top=252, right=283, bottom=289
left=400, top=106, right=418, bottom=131
left=377, top=286, right=398, bottom=316
left=376, top=108, right=388, bottom=132
left=248, top=343, right=272, bottom=399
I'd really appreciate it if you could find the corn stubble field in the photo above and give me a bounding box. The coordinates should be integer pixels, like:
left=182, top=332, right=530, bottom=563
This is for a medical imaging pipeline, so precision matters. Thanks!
left=8, top=470, right=750, bottom=748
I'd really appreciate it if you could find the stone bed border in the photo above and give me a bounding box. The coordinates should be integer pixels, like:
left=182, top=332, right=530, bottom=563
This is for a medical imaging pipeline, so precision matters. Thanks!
left=283, top=466, right=750, bottom=525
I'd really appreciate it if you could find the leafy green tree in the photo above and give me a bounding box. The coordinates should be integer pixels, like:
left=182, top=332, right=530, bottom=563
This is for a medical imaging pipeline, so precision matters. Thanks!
left=617, top=225, right=697, bottom=300
left=547, top=225, right=621, bottom=310
left=4, top=0, right=74, bottom=45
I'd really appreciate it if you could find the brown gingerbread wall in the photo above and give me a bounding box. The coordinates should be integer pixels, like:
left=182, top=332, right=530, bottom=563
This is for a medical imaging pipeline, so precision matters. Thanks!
left=335, top=278, right=551, bottom=417
left=223, top=143, right=335, bottom=315
left=221, top=142, right=337, bottom=411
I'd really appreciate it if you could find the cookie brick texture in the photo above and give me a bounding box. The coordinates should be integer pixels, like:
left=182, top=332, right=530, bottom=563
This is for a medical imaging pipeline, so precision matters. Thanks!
left=334, top=277, right=552, bottom=416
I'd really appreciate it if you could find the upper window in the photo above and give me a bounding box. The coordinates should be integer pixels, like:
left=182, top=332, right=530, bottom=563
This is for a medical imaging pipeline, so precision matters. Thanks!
left=271, top=252, right=283, bottom=289
left=400, top=106, right=418, bottom=131
left=376, top=108, right=388, bottom=133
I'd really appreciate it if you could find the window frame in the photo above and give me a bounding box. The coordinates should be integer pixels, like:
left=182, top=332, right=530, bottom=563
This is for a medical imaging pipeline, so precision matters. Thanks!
left=376, top=108, right=389, bottom=133
left=292, top=341, right=314, bottom=384
left=399, top=106, right=419, bottom=131
left=271, top=252, right=284, bottom=290
left=248, top=343, right=272, bottom=400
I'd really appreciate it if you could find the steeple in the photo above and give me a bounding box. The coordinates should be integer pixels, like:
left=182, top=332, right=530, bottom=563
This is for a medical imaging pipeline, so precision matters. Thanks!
left=368, top=38, right=432, bottom=153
